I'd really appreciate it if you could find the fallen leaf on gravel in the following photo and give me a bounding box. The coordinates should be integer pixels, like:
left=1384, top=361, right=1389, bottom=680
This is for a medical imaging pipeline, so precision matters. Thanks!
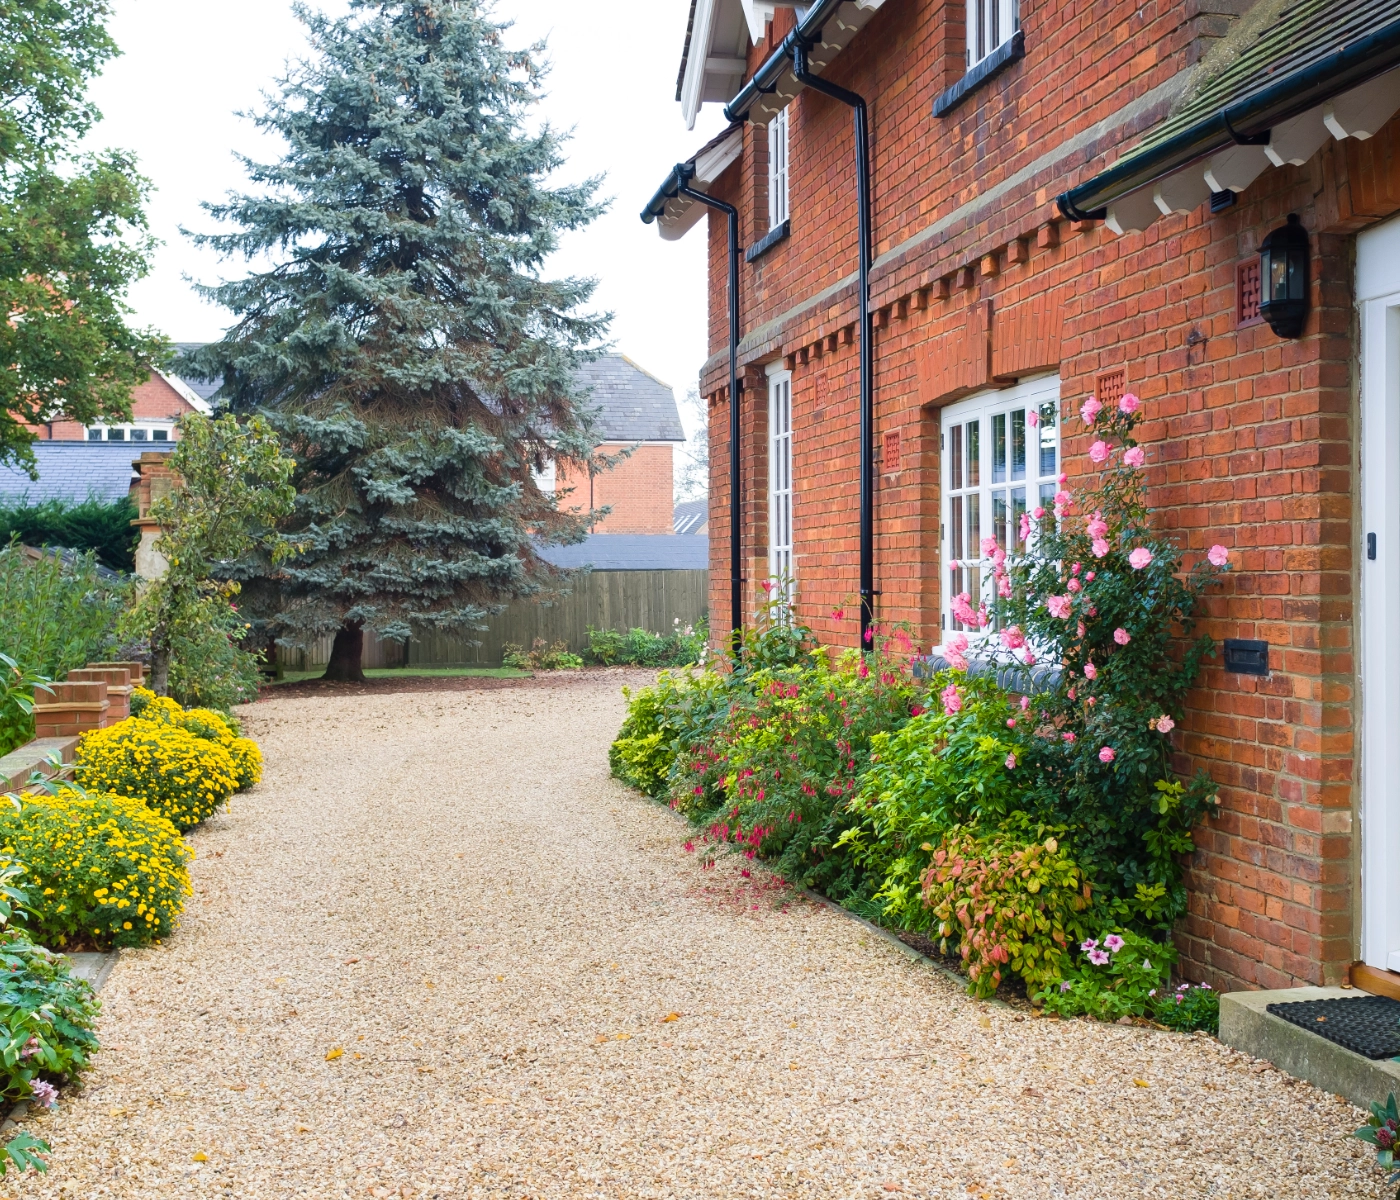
left=1022, top=1087, right=1044, bottom=1098
left=417, top=1067, right=434, bottom=1073
left=343, top=958, right=359, bottom=965
left=325, top=1047, right=344, bottom=1061
left=296, top=1125, right=311, bottom=1133
left=615, top=1033, right=632, bottom=1040
left=227, top=1084, right=247, bottom=1091
left=109, top=1107, right=129, bottom=1117
left=660, top=1013, right=681, bottom=1023
left=1134, top=1079, right=1149, bottom=1087
left=167, top=1089, right=188, bottom=1098
left=882, top=1184, right=905, bottom=1193
left=594, top=1035, right=608, bottom=1044
left=192, top=1153, right=208, bottom=1163
left=978, top=1016, right=992, bottom=1029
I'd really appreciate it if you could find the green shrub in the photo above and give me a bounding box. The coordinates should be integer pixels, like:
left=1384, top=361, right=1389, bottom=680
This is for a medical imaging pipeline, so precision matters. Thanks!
left=75, top=717, right=239, bottom=831
left=609, top=683, right=671, bottom=796
left=0, top=788, right=193, bottom=948
left=1153, top=980, right=1220, bottom=1034
left=921, top=823, right=1093, bottom=998
left=0, top=497, right=139, bottom=573
left=502, top=638, right=583, bottom=670
left=0, top=652, right=49, bottom=758
left=1034, top=928, right=1172, bottom=1020
left=585, top=620, right=708, bottom=667
left=164, top=589, right=263, bottom=713
left=0, top=539, right=126, bottom=679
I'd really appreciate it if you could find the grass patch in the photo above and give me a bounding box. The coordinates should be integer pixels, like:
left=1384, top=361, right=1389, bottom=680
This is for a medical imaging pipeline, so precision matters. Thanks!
left=268, top=666, right=532, bottom=684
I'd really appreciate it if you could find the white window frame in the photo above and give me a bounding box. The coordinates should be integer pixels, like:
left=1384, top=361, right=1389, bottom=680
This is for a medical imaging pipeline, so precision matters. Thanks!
left=768, top=106, right=790, bottom=230
left=86, top=423, right=175, bottom=443
left=940, top=373, right=1060, bottom=644
left=967, top=0, right=1019, bottom=69
left=768, top=365, right=794, bottom=598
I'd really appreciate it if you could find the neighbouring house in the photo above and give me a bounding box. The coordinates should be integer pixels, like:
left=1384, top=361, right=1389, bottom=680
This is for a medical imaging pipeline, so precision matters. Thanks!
left=674, top=498, right=710, bottom=534
left=641, top=0, right=1400, bottom=995
left=31, top=361, right=211, bottom=445
left=550, top=354, right=688, bottom=534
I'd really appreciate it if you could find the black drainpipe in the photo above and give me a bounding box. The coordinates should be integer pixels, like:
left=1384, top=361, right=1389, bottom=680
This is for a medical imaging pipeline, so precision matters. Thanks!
left=674, top=167, right=744, bottom=652
left=789, top=39, right=875, bottom=647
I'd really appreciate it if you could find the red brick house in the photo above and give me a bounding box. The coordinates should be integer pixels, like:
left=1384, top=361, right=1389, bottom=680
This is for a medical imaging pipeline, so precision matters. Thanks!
left=642, top=0, right=1400, bottom=994
left=32, top=365, right=211, bottom=444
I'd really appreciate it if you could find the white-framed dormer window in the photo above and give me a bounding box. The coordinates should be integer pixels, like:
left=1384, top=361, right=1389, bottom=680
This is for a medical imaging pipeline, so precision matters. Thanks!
left=768, top=365, right=794, bottom=597
left=86, top=424, right=174, bottom=443
left=941, top=373, right=1060, bottom=637
left=967, top=0, right=1019, bottom=68
left=768, top=105, right=790, bottom=230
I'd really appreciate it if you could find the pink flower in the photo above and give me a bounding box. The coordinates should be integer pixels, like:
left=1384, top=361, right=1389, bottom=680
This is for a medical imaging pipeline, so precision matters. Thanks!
left=1077, top=622, right=1086, bottom=637
left=997, top=574, right=1013, bottom=598
left=1156, top=715, right=1175, bottom=734
left=1123, top=446, right=1146, bottom=468
left=1000, top=625, right=1026, bottom=650
left=950, top=592, right=982, bottom=627
left=1046, top=594, right=1072, bottom=619
left=857, top=661, right=870, bottom=679
left=980, top=536, right=999, bottom=557
left=1086, top=572, right=1096, bottom=581
left=1022, top=649, right=1037, bottom=666
left=1088, top=948, right=1111, bottom=966
left=1128, top=547, right=1152, bottom=569
left=1098, top=745, right=1115, bottom=763
left=832, top=607, right=845, bottom=620
left=1208, top=544, right=1229, bottom=567
left=1113, top=627, right=1131, bottom=645
left=1062, top=731, right=1075, bottom=743
left=684, top=841, right=695, bottom=852
left=1032, top=506, right=1046, bottom=520
left=1067, top=578, right=1082, bottom=594
left=1081, top=938, right=1099, bottom=952
left=910, top=704, right=925, bottom=717
left=1020, top=696, right=1031, bottom=711
left=947, top=631, right=969, bottom=655
left=1104, top=934, right=1125, bottom=952
left=1054, top=489, right=1073, bottom=508
left=1028, top=410, right=1040, bottom=427
left=1059, top=473, right=1069, bottom=485
left=1019, top=512, right=1033, bottom=542
left=1118, top=392, right=1140, bottom=415
left=1089, top=440, right=1112, bottom=464
left=1083, top=661, right=1097, bottom=680
left=28, top=1080, right=57, bottom=1109
left=1080, top=396, right=1102, bottom=424
left=1091, top=538, right=1110, bottom=558
left=941, top=683, right=963, bottom=716
left=1006, top=718, right=1016, bottom=728
left=1072, top=562, right=1081, bottom=575
left=1086, top=512, right=1109, bottom=540
left=1005, top=753, right=1017, bottom=770
left=1067, top=687, right=1076, bottom=700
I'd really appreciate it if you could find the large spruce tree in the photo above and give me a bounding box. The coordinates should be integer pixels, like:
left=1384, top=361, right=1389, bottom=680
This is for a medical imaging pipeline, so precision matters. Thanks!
left=183, top=0, right=609, bottom=679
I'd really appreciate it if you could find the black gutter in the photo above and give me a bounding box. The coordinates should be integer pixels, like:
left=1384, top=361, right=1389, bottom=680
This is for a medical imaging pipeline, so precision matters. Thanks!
left=674, top=173, right=745, bottom=652
left=789, top=38, right=876, bottom=648
left=722, top=0, right=849, bottom=124
left=1058, top=14, right=1400, bottom=220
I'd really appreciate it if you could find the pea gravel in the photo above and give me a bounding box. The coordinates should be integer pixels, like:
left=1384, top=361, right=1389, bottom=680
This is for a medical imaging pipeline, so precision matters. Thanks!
left=12, top=671, right=1385, bottom=1199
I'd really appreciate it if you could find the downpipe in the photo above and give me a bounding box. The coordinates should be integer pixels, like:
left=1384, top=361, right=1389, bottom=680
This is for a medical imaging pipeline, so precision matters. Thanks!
left=789, top=39, right=876, bottom=648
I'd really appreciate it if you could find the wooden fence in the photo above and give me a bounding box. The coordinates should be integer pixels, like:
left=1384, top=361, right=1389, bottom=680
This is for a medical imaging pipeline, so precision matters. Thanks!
left=278, top=569, right=709, bottom=670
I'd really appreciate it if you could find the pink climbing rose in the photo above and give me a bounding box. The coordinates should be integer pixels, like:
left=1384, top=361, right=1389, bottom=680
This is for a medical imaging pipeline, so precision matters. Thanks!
left=1098, top=745, right=1116, bottom=763
left=1083, top=661, right=1098, bottom=680
left=1005, top=753, right=1017, bottom=770
left=1028, top=410, right=1040, bottom=427
left=1128, top=547, right=1153, bottom=569
left=941, top=683, right=963, bottom=716
left=1156, top=715, right=1175, bottom=734
left=1119, top=392, right=1140, bottom=414
left=1123, top=446, right=1145, bottom=468
left=1000, top=624, right=1026, bottom=650
left=1086, top=512, right=1109, bottom=539
left=980, top=536, right=999, bottom=557
left=1046, top=594, right=1073, bottom=619
left=1114, top=627, right=1131, bottom=645
left=1208, top=544, right=1230, bottom=567
left=1032, top=506, right=1046, bottom=520
left=1020, top=695, right=1031, bottom=711
left=1091, top=538, right=1111, bottom=558
left=1080, top=396, right=1102, bottom=424
left=1089, top=439, right=1112, bottom=464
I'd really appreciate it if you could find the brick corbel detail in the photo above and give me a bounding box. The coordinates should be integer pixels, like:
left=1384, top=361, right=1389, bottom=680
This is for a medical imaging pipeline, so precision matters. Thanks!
left=917, top=299, right=992, bottom=407
left=32, top=681, right=110, bottom=739
left=992, top=293, right=1066, bottom=381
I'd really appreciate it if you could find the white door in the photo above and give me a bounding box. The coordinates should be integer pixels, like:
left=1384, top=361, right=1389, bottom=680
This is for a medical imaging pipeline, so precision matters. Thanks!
left=1359, top=212, right=1400, bottom=972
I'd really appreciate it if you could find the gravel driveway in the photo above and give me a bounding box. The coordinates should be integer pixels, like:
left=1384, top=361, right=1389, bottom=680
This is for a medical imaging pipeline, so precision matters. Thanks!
left=14, top=671, right=1384, bottom=1198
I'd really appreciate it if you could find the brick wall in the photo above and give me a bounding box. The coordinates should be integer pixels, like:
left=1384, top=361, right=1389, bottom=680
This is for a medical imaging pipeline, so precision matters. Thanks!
left=689, top=0, right=1400, bottom=989
left=554, top=443, right=676, bottom=534
left=34, top=372, right=196, bottom=441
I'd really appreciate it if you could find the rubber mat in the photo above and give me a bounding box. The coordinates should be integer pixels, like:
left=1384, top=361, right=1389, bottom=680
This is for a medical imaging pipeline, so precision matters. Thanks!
left=1266, top=995, right=1400, bottom=1059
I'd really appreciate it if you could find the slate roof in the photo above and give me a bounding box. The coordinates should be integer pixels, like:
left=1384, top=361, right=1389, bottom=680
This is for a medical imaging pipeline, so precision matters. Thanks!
left=576, top=355, right=686, bottom=443
left=536, top=534, right=709, bottom=571
left=673, top=498, right=709, bottom=534
left=1138, top=0, right=1400, bottom=158
left=0, top=442, right=171, bottom=507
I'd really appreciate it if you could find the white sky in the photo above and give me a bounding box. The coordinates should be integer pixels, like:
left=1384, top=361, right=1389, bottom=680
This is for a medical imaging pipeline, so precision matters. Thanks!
left=82, top=0, right=729, bottom=430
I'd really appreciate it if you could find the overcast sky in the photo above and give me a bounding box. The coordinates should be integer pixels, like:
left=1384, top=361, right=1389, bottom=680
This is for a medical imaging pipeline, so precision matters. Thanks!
left=82, top=0, right=729, bottom=428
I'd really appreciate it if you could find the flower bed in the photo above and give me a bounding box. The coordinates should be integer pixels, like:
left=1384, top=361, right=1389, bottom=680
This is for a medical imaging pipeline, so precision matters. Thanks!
left=612, top=395, right=1224, bottom=1029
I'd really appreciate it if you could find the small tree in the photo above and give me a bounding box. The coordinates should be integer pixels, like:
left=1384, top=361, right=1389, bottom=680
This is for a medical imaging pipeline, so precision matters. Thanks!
left=135, top=414, right=296, bottom=701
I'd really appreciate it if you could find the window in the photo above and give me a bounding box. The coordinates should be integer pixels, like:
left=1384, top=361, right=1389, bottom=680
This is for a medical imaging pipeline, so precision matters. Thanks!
left=86, top=423, right=176, bottom=442
left=967, top=0, right=1018, bottom=68
left=87, top=428, right=102, bottom=441
left=768, top=106, right=789, bottom=230
left=941, top=374, right=1060, bottom=638
left=107, top=427, right=126, bottom=441
left=768, top=367, right=794, bottom=596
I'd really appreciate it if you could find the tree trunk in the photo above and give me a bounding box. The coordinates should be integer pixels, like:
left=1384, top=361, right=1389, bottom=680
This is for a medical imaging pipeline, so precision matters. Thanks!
left=149, top=621, right=171, bottom=696
left=323, top=624, right=366, bottom=682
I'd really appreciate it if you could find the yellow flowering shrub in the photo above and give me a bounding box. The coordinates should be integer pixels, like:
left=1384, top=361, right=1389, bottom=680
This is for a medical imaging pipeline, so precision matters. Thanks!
left=129, top=686, right=182, bottom=723
left=126, top=695, right=261, bottom=790
left=76, top=718, right=238, bottom=831
left=0, top=788, right=193, bottom=948
left=225, top=737, right=262, bottom=790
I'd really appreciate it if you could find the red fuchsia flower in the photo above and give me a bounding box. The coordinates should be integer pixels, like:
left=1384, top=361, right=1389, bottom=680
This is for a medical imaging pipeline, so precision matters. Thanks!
left=1005, top=753, right=1017, bottom=770
left=1091, top=538, right=1110, bottom=558
left=1000, top=624, right=1026, bottom=650
left=1114, top=627, right=1131, bottom=645
left=1098, top=745, right=1116, bottom=763
left=910, top=704, right=924, bottom=717
left=745, top=849, right=756, bottom=860
left=1128, top=547, right=1153, bottom=569
left=759, top=579, right=773, bottom=593
left=1155, top=715, right=1175, bottom=733
left=1081, top=396, right=1103, bottom=424
left=1083, top=661, right=1098, bottom=680
left=1123, top=445, right=1146, bottom=468
left=832, top=607, right=845, bottom=620
left=741, top=869, right=751, bottom=878
left=1119, top=392, right=1140, bottom=414
left=1089, top=440, right=1112, bottom=464
left=940, top=683, right=963, bottom=716
left=1208, top=544, right=1230, bottom=567
left=880, top=671, right=896, bottom=685
left=684, top=841, right=695, bottom=852
left=1062, top=731, right=1075, bottom=743
left=1046, top=594, right=1072, bottom=619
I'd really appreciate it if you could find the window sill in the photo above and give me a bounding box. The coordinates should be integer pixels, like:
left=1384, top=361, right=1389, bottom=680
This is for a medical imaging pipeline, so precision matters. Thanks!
left=745, top=218, right=790, bottom=263
left=932, top=30, right=1024, bottom=118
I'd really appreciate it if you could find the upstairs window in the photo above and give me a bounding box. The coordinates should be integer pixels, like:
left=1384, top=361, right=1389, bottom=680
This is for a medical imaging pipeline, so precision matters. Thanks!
left=967, top=0, right=1019, bottom=69
left=768, top=106, right=789, bottom=230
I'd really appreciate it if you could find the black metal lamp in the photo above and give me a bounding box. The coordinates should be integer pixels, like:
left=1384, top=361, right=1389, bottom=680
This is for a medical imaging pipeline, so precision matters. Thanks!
left=1259, top=213, right=1309, bottom=338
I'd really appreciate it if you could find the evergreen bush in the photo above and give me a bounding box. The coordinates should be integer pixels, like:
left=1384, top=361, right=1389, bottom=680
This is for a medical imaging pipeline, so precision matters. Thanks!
left=0, top=497, right=139, bottom=572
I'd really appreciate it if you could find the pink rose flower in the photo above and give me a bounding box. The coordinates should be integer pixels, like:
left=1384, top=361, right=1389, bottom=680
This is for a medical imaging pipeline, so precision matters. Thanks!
left=1208, top=544, right=1229, bottom=567
left=997, top=574, right=1013, bottom=598
left=1007, top=718, right=1016, bottom=728
left=1083, top=661, right=1098, bottom=680
left=1028, top=410, right=1039, bottom=427
left=980, top=536, right=999, bottom=557
left=1054, top=489, right=1073, bottom=508
left=1128, top=547, right=1152, bottom=569
left=947, top=632, right=968, bottom=655
left=950, top=592, right=979, bottom=626
left=1091, top=538, right=1110, bottom=558
left=1089, top=440, right=1111, bottom=464
left=1086, top=512, right=1109, bottom=539
left=1067, top=578, right=1081, bottom=593
left=1062, top=731, right=1075, bottom=743
left=1005, top=753, right=1017, bottom=770
left=1080, top=396, right=1102, bottom=424
left=1046, top=594, right=1072, bottom=619
left=1032, top=506, right=1046, bottom=520
left=1000, top=624, right=1026, bottom=650
left=1019, top=512, right=1033, bottom=542
left=1098, top=745, right=1116, bottom=763
left=940, top=683, right=963, bottom=716
left=1086, top=571, right=1096, bottom=581
left=1020, top=695, right=1031, bottom=711
left=1113, top=627, right=1131, bottom=645
left=1156, top=715, right=1175, bottom=734
left=1118, top=393, right=1140, bottom=414
left=1123, top=446, right=1146, bottom=468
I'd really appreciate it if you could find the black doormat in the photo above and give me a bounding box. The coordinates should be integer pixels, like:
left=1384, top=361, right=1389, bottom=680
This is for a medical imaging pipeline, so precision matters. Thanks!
left=1266, top=995, right=1400, bottom=1059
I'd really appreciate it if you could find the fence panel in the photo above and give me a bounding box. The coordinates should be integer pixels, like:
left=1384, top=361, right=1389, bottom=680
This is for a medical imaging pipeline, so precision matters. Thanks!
left=280, top=570, right=709, bottom=669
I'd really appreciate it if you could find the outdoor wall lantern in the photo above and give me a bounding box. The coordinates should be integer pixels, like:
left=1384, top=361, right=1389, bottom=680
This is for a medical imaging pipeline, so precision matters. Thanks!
left=1259, top=213, right=1309, bottom=338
